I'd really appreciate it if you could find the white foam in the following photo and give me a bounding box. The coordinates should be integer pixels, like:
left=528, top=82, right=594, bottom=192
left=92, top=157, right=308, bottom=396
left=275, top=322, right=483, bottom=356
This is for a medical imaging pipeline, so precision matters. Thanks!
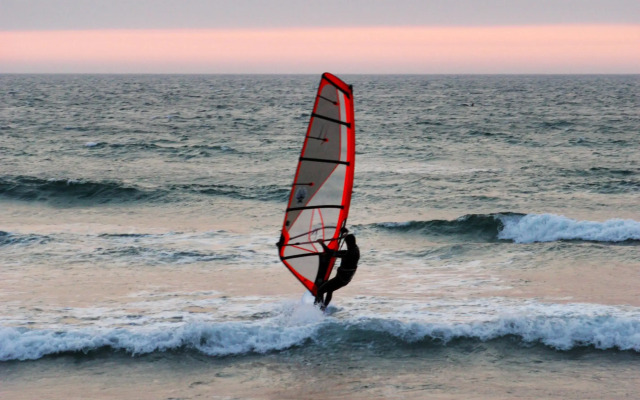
left=0, top=298, right=327, bottom=361
left=498, top=214, right=640, bottom=243
left=2, top=299, right=639, bottom=360
left=356, top=299, right=640, bottom=351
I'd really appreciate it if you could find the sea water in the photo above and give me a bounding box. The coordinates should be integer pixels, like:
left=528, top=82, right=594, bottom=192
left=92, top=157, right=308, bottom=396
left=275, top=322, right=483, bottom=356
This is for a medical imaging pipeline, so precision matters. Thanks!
left=0, top=74, right=639, bottom=399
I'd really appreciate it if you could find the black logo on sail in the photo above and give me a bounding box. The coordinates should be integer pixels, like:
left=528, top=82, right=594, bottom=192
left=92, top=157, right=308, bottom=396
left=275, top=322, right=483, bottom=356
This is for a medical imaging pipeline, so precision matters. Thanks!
left=295, top=187, right=307, bottom=204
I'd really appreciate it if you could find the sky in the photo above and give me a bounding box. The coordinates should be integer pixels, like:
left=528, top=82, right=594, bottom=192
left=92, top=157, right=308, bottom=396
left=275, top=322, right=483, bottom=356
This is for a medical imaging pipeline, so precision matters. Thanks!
left=1, top=0, right=639, bottom=74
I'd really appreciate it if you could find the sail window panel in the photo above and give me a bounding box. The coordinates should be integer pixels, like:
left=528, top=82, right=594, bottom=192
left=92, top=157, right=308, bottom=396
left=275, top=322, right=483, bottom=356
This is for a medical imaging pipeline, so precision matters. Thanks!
left=286, top=205, right=341, bottom=243
left=316, top=86, right=340, bottom=121
left=306, top=165, right=346, bottom=209
left=295, top=207, right=340, bottom=240
left=304, top=119, right=341, bottom=161
left=290, top=255, right=319, bottom=282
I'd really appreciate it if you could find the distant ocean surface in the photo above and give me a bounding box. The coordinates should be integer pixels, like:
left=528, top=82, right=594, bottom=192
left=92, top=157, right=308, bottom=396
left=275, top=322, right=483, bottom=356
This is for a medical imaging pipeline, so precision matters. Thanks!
left=1, top=74, right=639, bottom=399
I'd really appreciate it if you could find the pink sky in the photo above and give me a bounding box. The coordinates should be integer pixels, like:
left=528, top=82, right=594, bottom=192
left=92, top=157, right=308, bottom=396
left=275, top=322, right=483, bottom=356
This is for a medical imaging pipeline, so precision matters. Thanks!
left=1, top=25, right=639, bottom=73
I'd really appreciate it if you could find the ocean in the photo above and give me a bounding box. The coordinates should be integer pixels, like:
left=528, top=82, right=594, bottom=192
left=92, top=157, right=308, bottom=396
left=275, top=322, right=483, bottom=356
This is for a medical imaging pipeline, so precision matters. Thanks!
left=0, top=74, right=639, bottom=399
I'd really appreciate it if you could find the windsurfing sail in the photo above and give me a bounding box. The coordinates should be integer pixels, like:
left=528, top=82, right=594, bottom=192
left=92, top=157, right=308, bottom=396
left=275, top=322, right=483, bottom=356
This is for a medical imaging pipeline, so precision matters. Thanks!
left=277, top=73, right=356, bottom=295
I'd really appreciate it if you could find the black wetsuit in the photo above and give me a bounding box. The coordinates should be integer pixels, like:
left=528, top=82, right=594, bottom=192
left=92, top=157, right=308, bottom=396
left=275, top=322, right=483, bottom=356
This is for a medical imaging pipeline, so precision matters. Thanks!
left=315, top=241, right=360, bottom=308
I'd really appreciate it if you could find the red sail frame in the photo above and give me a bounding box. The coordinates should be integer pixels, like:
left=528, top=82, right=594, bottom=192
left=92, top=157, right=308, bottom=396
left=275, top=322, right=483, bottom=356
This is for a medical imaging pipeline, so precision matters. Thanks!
left=278, top=73, right=355, bottom=295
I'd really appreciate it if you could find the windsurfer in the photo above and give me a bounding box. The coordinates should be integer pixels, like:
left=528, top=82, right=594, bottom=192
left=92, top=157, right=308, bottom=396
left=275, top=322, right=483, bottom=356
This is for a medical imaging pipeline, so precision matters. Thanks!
left=314, top=232, right=360, bottom=310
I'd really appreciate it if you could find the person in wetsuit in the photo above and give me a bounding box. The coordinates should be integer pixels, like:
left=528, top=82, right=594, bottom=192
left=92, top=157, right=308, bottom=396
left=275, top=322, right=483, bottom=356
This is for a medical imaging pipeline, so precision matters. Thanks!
left=314, top=233, right=360, bottom=310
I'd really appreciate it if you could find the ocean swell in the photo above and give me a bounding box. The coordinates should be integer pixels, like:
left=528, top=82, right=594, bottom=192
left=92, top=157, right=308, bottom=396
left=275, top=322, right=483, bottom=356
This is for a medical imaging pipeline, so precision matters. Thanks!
left=0, top=231, right=50, bottom=246
left=373, top=213, right=519, bottom=242
left=0, top=176, right=154, bottom=204
left=0, top=176, right=287, bottom=204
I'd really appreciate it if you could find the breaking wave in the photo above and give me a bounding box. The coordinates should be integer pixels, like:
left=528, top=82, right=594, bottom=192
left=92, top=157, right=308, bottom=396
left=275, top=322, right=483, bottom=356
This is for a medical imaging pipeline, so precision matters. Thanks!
left=497, top=213, right=640, bottom=243
left=2, top=301, right=639, bottom=361
left=374, top=213, right=640, bottom=244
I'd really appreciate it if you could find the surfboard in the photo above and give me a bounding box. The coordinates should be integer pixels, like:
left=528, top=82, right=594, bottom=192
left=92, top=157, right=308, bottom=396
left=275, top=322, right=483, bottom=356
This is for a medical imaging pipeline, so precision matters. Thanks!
left=277, top=73, right=356, bottom=295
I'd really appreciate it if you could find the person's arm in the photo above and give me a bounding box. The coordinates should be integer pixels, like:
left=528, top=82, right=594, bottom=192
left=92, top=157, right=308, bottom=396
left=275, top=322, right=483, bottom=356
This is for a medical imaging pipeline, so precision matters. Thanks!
left=333, top=249, right=348, bottom=258
left=317, top=239, right=331, bottom=253
left=317, top=239, right=349, bottom=257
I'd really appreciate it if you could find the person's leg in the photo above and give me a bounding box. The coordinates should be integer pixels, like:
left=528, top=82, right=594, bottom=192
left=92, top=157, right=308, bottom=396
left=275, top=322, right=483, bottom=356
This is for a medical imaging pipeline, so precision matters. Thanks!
left=315, top=277, right=340, bottom=304
left=323, top=290, right=333, bottom=308
left=319, top=279, right=347, bottom=308
left=314, top=292, right=324, bottom=306
left=315, top=282, right=328, bottom=306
